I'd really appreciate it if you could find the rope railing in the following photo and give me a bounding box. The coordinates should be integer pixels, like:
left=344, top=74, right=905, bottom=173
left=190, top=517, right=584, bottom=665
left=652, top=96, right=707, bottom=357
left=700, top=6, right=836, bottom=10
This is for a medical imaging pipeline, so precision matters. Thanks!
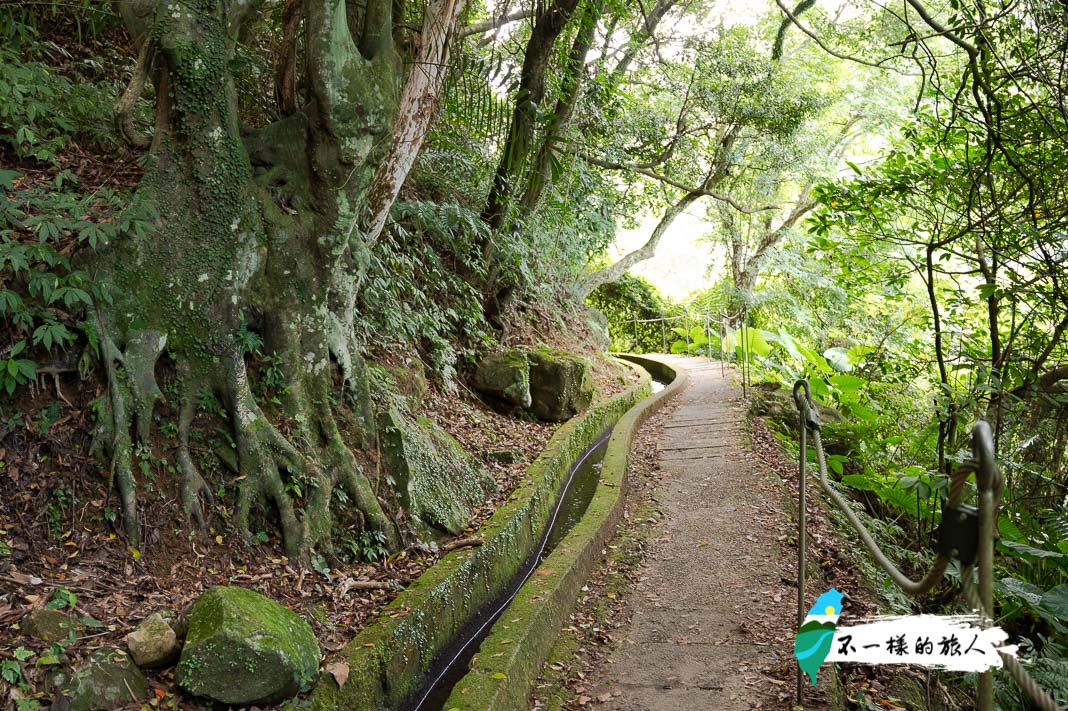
left=792, top=379, right=1063, bottom=711
left=615, top=307, right=752, bottom=391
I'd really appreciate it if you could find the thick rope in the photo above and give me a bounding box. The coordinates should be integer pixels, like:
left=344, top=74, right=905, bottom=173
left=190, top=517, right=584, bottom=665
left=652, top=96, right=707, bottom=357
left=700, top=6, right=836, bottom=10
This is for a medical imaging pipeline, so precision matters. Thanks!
left=811, top=427, right=951, bottom=595
left=960, top=571, right=1065, bottom=711
left=796, top=383, right=1064, bottom=711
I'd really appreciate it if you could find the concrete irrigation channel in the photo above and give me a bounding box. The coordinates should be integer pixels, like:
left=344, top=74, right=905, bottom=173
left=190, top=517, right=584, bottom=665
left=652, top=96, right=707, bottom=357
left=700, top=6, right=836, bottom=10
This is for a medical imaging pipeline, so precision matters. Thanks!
left=309, top=355, right=685, bottom=711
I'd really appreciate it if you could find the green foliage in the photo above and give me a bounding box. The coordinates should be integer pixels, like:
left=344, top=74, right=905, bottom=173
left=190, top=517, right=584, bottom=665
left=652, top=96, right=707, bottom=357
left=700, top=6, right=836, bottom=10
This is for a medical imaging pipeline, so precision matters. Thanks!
left=0, top=44, right=155, bottom=397
left=46, top=587, right=76, bottom=611
left=586, top=274, right=667, bottom=353
left=0, top=40, right=126, bottom=162
left=358, top=200, right=492, bottom=382
left=345, top=530, right=389, bottom=563
left=1, top=3, right=120, bottom=47
left=1, top=169, right=157, bottom=396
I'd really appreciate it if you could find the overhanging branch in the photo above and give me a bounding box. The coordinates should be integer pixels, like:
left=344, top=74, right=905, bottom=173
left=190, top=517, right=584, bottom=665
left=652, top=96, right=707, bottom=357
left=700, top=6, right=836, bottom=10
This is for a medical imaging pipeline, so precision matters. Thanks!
left=579, top=152, right=780, bottom=214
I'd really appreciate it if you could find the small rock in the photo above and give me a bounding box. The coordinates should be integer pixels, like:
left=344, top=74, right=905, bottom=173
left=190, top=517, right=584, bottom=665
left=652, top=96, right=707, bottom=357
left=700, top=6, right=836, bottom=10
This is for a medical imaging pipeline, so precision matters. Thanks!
left=22, top=608, right=81, bottom=643
left=177, top=586, right=320, bottom=705
left=53, top=648, right=148, bottom=711
left=487, top=448, right=523, bottom=464
left=127, top=613, right=180, bottom=668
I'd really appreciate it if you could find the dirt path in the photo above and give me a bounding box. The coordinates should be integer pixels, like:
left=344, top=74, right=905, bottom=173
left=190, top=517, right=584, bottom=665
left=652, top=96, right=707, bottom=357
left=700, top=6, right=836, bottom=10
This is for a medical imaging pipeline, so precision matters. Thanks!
left=589, top=356, right=800, bottom=710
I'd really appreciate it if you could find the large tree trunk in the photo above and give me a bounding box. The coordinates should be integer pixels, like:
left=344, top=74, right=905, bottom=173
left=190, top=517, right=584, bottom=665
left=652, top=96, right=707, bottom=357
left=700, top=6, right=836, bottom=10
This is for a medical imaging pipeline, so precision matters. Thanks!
left=480, top=0, right=584, bottom=236
left=517, top=0, right=603, bottom=216
left=579, top=190, right=699, bottom=299
left=96, top=0, right=460, bottom=562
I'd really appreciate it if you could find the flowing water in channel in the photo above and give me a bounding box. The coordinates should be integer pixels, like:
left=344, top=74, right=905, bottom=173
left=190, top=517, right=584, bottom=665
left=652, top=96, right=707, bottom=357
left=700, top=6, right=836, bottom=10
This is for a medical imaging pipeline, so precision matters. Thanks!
left=408, top=431, right=612, bottom=710
left=409, top=378, right=668, bottom=710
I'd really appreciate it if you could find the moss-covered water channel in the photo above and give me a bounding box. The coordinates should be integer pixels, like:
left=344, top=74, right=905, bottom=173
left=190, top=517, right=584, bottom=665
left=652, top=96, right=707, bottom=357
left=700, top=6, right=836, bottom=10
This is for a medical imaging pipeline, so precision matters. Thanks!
left=407, top=427, right=616, bottom=710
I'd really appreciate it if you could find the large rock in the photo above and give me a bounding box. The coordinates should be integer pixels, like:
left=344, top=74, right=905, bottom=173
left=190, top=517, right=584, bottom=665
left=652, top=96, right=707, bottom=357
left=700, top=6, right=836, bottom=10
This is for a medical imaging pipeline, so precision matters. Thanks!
left=472, top=349, right=531, bottom=409
left=749, top=382, right=844, bottom=432
left=126, top=612, right=180, bottom=668
left=527, top=347, right=594, bottom=422
left=380, top=408, right=497, bottom=536
left=176, top=586, right=320, bottom=706
left=22, top=608, right=81, bottom=643
left=52, top=648, right=148, bottom=711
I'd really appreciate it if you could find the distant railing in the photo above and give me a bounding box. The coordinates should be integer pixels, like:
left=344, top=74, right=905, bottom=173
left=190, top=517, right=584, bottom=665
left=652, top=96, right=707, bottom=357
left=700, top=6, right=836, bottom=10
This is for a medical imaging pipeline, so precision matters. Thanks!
left=614, top=307, right=752, bottom=394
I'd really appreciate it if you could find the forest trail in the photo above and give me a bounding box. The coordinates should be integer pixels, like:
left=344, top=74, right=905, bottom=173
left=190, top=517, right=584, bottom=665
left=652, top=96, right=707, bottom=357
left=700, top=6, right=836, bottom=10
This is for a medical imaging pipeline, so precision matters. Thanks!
left=590, top=356, right=802, bottom=710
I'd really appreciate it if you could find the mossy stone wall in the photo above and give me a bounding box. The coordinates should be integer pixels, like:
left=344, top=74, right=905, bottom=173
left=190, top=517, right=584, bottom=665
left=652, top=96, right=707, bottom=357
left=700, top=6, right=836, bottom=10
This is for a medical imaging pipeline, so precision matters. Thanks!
left=440, top=354, right=686, bottom=709
left=308, top=369, right=653, bottom=711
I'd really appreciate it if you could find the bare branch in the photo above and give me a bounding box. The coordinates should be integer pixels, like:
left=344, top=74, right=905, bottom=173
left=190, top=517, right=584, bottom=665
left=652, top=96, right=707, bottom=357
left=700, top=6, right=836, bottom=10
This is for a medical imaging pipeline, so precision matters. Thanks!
left=771, top=0, right=901, bottom=71
left=460, top=8, right=535, bottom=38
left=579, top=152, right=781, bottom=214
left=580, top=190, right=701, bottom=298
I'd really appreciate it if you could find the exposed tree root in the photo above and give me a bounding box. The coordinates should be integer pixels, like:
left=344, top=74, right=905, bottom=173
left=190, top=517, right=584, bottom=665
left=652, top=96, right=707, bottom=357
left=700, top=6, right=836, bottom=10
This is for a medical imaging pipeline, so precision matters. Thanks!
left=226, top=352, right=308, bottom=559
left=94, top=307, right=404, bottom=565
left=114, top=38, right=153, bottom=149
left=94, top=314, right=167, bottom=548
left=177, top=367, right=213, bottom=530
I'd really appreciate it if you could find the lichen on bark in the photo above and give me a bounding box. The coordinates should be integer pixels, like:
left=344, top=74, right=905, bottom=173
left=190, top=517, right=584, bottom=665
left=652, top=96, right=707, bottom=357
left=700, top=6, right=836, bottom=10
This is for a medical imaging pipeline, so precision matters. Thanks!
left=93, top=0, right=463, bottom=562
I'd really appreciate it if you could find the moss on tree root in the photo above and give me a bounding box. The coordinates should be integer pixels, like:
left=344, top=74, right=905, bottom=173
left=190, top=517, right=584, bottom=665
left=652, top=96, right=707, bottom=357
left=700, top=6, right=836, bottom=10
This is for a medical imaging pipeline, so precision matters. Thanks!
left=307, top=371, right=656, bottom=711
left=439, top=355, right=685, bottom=710
left=93, top=0, right=411, bottom=560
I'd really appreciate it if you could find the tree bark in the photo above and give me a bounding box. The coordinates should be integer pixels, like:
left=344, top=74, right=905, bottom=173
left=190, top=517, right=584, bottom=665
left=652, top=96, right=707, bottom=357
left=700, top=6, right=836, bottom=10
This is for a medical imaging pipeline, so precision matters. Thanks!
left=518, top=0, right=603, bottom=216
left=579, top=189, right=699, bottom=299
left=97, top=0, right=463, bottom=562
left=480, top=0, right=584, bottom=236
left=363, top=0, right=466, bottom=244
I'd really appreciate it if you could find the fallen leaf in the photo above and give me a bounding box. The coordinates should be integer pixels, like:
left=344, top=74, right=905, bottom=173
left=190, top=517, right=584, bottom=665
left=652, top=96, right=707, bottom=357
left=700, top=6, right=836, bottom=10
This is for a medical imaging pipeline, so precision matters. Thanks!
left=325, top=661, right=349, bottom=688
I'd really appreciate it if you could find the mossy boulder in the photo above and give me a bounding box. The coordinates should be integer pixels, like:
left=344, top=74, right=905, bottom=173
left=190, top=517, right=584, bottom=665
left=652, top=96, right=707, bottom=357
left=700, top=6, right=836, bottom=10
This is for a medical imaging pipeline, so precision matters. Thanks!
left=749, top=381, right=843, bottom=431
left=52, top=648, right=148, bottom=711
left=176, top=586, right=320, bottom=706
left=22, top=608, right=81, bottom=643
left=527, top=347, right=594, bottom=422
left=379, top=408, right=496, bottom=537
left=472, top=349, right=531, bottom=409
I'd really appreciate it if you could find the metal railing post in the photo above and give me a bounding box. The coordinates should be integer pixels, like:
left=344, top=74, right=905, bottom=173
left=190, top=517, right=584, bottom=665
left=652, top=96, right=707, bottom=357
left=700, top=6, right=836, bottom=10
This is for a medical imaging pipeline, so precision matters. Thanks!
left=974, top=421, right=1000, bottom=711
left=719, top=314, right=726, bottom=377
left=796, top=391, right=808, bottom=704
left=704, top=311, right=711, bottom=360
left=740, top=318, right=748, bottom=397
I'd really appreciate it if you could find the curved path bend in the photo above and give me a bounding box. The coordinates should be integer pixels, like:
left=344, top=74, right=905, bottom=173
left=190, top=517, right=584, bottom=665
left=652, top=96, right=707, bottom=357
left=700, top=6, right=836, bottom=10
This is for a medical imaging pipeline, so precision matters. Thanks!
left=591, top=355, right=800, bottom=710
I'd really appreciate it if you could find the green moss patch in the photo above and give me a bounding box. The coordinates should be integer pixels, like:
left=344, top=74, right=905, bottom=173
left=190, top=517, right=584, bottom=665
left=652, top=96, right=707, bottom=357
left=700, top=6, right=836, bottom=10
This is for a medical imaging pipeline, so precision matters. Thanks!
left=440, top=355, right=686, bottom=709
left=308, top=371, right=654, bottom=711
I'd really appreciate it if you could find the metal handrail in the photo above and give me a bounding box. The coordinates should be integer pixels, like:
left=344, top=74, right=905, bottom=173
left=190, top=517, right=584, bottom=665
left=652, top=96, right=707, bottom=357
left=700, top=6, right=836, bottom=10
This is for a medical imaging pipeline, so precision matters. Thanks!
left=792, top=379, right=1062, bottom=711
left=614, top=310, right=753, bottom=395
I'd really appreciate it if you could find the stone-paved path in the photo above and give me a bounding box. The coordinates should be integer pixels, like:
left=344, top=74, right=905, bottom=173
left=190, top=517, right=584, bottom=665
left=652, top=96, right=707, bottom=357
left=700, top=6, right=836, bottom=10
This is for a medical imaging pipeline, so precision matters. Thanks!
left=591, top=356, right=798, bottom=710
